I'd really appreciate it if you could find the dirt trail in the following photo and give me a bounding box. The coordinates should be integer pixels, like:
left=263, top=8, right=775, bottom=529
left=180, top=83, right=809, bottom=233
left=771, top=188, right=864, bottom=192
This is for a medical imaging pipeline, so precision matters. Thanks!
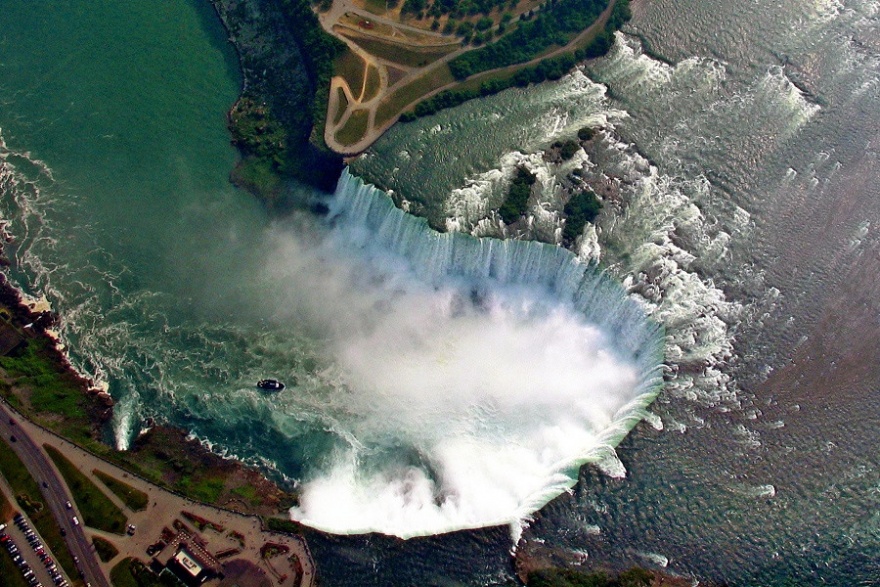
left=321, top=0, right=618, bottom=154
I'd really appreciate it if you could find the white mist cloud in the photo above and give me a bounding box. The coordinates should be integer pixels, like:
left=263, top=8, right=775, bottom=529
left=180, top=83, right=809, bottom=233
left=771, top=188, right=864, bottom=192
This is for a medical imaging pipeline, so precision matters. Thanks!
left=255, top=184, right=656, bottom=537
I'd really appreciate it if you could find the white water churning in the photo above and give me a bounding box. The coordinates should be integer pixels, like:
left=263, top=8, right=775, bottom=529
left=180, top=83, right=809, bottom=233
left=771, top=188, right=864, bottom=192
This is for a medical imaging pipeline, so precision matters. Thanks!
left=279, top=170, right=665, bottom=537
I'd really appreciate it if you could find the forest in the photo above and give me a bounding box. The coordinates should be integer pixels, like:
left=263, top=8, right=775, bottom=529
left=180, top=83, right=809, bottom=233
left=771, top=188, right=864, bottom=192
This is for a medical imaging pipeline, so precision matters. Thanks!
left=402, top=0, right=630, bottom=121
left=448, top=0, right=629, bottom=79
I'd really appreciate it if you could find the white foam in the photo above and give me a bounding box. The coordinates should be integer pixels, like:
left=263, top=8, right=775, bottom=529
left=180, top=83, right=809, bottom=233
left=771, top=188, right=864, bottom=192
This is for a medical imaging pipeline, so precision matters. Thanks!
left=441, top=131, right=744, bottom=409
left=273, top=171, right=664, bottom=537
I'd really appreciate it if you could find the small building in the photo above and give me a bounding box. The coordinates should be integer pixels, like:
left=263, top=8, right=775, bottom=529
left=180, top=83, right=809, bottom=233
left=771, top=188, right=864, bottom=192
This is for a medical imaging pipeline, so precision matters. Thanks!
left=156, top=531, right=223, bottom=587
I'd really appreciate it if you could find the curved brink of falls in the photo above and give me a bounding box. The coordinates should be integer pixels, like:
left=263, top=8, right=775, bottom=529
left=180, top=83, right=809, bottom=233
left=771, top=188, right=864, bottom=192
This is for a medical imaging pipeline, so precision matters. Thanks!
left=287, top=170, right=666, bottom=537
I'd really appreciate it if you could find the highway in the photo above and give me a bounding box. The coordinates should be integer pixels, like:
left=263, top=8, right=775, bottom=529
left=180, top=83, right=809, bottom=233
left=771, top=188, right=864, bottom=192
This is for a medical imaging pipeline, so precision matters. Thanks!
left=0, top=400, right=110, bottom=587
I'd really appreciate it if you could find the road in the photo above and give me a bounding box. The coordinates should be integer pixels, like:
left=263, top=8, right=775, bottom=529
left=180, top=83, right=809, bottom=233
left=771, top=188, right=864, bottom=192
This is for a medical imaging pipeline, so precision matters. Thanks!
left=0, top=400, right=110, bottom=587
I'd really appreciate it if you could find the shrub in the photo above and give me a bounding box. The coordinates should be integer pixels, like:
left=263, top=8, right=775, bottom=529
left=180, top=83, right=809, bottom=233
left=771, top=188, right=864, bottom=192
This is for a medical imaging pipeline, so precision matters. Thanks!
left=577, top=126, right=596, bottom=141
left=562, top=189, right=602, bottom=243
left=499, top=167, right=537, bottom=224
left=560, top=139, right=580, bottom=160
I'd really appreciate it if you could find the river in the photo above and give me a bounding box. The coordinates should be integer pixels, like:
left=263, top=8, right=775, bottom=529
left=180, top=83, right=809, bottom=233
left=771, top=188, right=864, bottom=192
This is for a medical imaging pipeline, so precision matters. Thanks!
left=2, top=0, right=879, bottom=585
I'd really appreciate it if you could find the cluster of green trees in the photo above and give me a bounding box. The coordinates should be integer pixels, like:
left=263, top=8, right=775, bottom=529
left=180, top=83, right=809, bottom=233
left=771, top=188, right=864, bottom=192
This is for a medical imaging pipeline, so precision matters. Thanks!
left=404, top=0, right=518, bottom=20
left=499, top=167, right=538, bottom=224
left=280, top=0, right=347, bottom=134
left=527, top=567, right=653, bottom=587
left=223, top=0, right=346, bottom=194
left=562, top=187, right=602, bottom=243
left=228, top=97, right=288, bottom=169
left=400, top=0, right=629, bottom=123
left=401, top=33, right=612, bottom=122
left=449, top=0, right=627, bottom=80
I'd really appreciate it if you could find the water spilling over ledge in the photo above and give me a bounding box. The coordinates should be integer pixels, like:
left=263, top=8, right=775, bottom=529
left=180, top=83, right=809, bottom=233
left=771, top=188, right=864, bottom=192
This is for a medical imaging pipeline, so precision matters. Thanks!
left=283, top=170, right=665, bottom=537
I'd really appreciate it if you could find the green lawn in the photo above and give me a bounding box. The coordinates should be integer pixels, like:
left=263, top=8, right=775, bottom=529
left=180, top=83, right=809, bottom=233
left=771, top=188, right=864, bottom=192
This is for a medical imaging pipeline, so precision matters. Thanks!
left=110, top=557, right=178, bottom=587
left=334, top=109, right=370, bottom=146
left=333, top=86, right=349, bottom=125
left=334, top=50, right=367, bottom=97
left=0, top=336, right=101, bottom=448
left=362, top=65, right=381, bottom=101
left=376, top=65, right=454, bottom=125
left=232, top=484, right=260, bottom=505
left=363, top=0, right=390, bottom=15
left=0, top=483, right=13, bottom=521
left=92, top=536, right=120, bottom=563
left=93, top=469, right=149, bottom=512
left=110, top=558, right=139, bottom=587
left=0, top=438, right=41, bottom=505
left=340, top=34, right=456, bottom=67
left=44, top=444, right=128, bottom=534
left=0, top=437, right=80, bottom=584
left=177, top=475, right=225, bottom=504
left=266, top=516, right=305, bottom=534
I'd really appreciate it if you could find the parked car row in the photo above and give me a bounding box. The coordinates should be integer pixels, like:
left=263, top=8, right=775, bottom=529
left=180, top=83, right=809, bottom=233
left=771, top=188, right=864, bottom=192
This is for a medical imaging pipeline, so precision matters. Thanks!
left=3, top=512, right=69, bottom=587
left=1, top=520, right=42, bottom=587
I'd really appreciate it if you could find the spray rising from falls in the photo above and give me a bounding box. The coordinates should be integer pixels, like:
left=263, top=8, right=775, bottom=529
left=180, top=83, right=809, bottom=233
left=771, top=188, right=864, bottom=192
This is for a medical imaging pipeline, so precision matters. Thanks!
left=3, top=129, right=664, bottom=537
left=269, top=171, right=664, bottom=537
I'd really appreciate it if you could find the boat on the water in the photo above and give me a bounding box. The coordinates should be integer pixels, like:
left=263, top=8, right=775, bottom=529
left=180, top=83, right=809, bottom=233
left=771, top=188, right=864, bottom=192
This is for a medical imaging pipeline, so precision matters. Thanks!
left=257, top=379, right=285, bottom=392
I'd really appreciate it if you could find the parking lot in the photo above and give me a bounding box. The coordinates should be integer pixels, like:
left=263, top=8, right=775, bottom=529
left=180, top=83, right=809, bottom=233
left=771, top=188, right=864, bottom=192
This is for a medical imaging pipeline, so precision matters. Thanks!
left=1, top=513, right=73, bottom=587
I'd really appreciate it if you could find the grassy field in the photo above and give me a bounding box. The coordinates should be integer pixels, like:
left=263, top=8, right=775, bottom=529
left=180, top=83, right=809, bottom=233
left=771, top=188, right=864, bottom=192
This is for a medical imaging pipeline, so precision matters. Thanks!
left=266, top=516, right=306, bottom=535
left=44, top=444, right=128, bottom=535
left=335, top=109, right=370, bottom=146
left=0, top=337, right=99, bottom=448
left=362, top=0, right=389, bottom=16
left=0, top=440, right=40, bottom=508
left=92, top=535, right=119, bottom=563
left=0, top=483, right=13, bottom=521
left=232, top=484, right=261, bottom=506
left=93, top=469, right=149, bottom=512
left=362, top=65, right=381, bottom=101
left=387, top=65, right=407, bottom=86
left=177, top=475, right=225, bottom=504
left=0, top=437, right=80, bottom=584
left=334, top=50, right=367, bottom=97
left=110, top=557, right=176, bottom=587
left=376, top=65, right=454, bottom=125
left=333, top=87, right=349, bottom=125
left=341, top=34, right=456, bottom=67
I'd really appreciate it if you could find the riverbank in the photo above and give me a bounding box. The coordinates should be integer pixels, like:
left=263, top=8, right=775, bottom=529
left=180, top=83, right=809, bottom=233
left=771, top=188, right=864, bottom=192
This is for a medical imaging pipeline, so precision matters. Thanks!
left=210, top=0, right=346, bottom=198
left=0, top=274, right=298, bottom=519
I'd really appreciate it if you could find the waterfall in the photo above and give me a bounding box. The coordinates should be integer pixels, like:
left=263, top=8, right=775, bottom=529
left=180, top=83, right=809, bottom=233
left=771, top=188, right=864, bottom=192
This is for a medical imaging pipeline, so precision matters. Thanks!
left=284, top=170, right=666, bottom=537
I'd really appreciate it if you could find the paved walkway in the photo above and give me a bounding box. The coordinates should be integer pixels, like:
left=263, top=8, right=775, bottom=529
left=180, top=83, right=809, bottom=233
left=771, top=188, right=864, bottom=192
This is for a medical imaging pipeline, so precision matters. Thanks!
left=2, top=402, right=316, bottom=587
left=320, top=0, right=618, bottom=154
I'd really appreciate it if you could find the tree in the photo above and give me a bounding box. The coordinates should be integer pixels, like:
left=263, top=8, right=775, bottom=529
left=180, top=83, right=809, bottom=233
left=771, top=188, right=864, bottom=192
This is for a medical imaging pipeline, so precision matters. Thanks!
left=577, top=126, right=596, bottom=141
left=562, top=188, right=602, bottom=243
left=499, top=167, right=537, bottom=224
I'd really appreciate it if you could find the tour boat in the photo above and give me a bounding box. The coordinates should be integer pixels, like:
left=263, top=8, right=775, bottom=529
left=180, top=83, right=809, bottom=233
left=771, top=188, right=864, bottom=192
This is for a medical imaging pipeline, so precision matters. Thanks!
left=257, top=379, right=285, bottom=392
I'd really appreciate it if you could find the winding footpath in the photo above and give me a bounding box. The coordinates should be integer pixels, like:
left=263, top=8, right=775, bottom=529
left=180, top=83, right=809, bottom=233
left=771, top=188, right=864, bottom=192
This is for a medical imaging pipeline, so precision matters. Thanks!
left=321, top=0, right=618, bottom=154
